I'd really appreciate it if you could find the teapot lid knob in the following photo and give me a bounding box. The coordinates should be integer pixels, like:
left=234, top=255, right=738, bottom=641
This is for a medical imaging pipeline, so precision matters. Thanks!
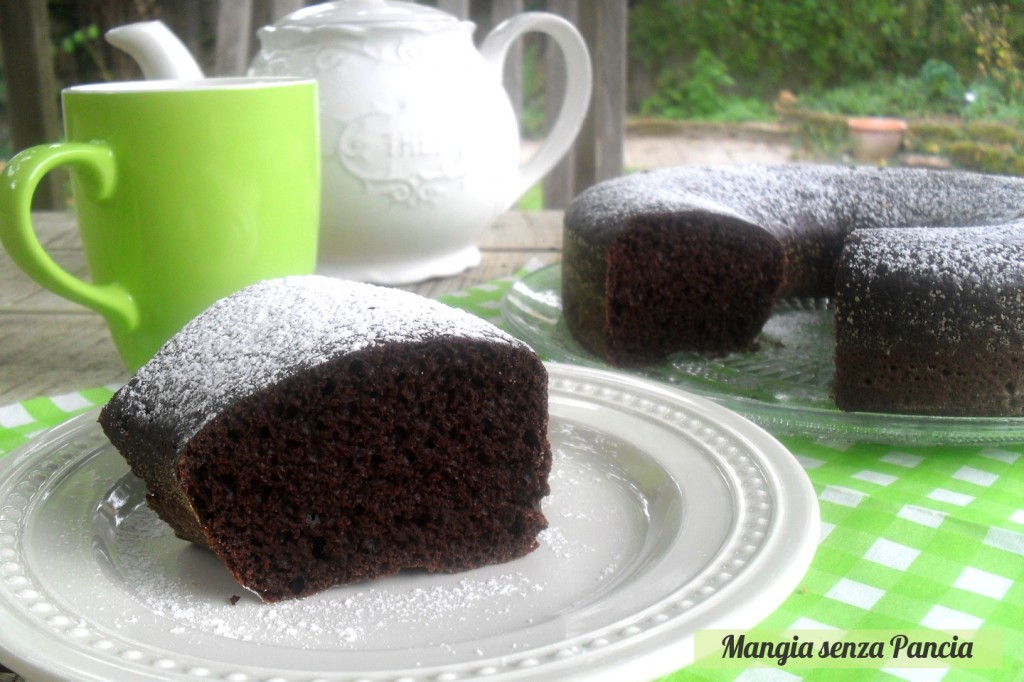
left=274, top=0, right=460, bottom=28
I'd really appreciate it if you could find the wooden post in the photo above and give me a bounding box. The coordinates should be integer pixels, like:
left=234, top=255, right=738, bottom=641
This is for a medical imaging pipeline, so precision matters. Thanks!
left=543, top=0, right=626, bottom=208
left=0, top=0, right=66, bottom=208
left=159, top=0, right=206, bottom=72
left=214, top=0, right=255, bottom=76
left=436, top=0, right=470, bottom=18
left=571, top=0, right=626, bottom=193
left=541, top=0, right=577, bottom=209
left=270, top=0, right=306, bottom=18
left=252, top=0, right=307, bottom=43
left=210, top=0, right=307, bottom=75
left=489, top=0, right=524, bottom=117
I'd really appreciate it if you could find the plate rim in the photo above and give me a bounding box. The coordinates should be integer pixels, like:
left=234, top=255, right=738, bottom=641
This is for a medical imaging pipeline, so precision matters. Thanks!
left=502, top=262, right=1024, bottom=445
left=0, top=362, right=818, bottom=682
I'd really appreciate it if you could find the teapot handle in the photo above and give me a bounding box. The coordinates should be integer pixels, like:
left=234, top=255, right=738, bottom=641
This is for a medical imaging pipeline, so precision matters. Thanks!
left=479, top=12, right=592, bottom=205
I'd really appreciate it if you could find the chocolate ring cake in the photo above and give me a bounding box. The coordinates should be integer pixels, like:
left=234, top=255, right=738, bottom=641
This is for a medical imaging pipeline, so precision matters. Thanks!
left=562, top=165, right=1024, bottom=416
left=100, top=276, right=551, bottom=601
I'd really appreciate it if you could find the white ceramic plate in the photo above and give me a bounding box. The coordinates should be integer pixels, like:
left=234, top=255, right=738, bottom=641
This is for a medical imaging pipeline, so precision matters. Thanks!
left=0, top=363, right=817, bottom=681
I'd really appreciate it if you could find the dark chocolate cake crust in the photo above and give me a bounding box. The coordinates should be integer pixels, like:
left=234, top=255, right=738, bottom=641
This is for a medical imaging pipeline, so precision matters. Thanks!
left=100, top=276, right=552, bottom=601
left=562, top=164, right=1024, bottom=415
left=834, top=224, right=1024, bottom=416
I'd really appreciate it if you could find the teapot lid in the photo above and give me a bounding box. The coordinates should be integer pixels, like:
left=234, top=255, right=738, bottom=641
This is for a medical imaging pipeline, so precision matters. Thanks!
left=275, top=0, right=459, bottom=29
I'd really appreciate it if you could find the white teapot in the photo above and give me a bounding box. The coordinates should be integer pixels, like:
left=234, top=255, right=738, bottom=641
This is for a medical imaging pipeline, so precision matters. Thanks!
left=106, top=2, right=591, bottom=284
left=247, top=0, right=592, bottom=283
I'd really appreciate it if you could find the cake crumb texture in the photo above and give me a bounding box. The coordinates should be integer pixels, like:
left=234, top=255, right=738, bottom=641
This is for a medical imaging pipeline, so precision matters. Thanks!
left=100, top=276, right=552, bottom=601
left=562, top=164, right=1024, bottom=415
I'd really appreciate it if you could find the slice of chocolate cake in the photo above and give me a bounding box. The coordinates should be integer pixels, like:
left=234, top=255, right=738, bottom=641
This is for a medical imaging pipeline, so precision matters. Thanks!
left=99, top=276, right=551, bottom=602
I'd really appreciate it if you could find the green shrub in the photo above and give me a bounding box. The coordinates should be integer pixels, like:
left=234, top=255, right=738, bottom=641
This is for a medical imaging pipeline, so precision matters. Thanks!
left=796, top=60, right=992, bottom=119
left=629, top=0, right=976, bottom=98
left=963, top=120, right=1024, bottom=145
left=639, top=49, right=773, bottom=121
left=519, top=41, right=546, bottom=139
left=903, top=121, right=965, bottom=155
left=918, top=59, right=967, bottom=112
left=625, top=0, right=1024, bottom=171
left=798, top=74, right=930, bottom=117
left=517, top=182, right=543, bottom=211
left=962, top=80, right=1024, bottom=124
left=948, top=140, right=1024, bottom=175
left=961, top=3, right=1024, bottom=106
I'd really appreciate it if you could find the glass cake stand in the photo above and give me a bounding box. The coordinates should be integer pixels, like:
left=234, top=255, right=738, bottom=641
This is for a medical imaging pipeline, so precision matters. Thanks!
left=500, top=263, right=1024, bottom=445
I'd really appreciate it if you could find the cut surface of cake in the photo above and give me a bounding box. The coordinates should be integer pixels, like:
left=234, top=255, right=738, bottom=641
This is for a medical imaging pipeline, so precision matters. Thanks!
left=562, top=164, right=1024, bottom=415
left=99, top=276, right=552, bottom=602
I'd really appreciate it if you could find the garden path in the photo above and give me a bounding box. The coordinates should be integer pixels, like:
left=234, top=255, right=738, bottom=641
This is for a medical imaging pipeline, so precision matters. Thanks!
left=522, top=127, right=798, bottom=186
left=623, top=132, right=797, bottom=169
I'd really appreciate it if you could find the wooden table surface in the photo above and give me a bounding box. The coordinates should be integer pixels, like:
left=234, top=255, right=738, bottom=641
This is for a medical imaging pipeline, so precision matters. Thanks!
left=0, top=210, right=564, bottom=407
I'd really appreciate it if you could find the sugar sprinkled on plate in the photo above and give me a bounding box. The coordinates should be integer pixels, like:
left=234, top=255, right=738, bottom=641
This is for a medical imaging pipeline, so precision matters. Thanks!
left=111, top=500, right=547, bottom=649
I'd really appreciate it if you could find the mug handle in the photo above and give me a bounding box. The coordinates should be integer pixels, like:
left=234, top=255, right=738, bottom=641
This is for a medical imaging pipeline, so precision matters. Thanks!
left=0, top=142, right=139, bottom=330
left=479, top=12, right=593, bottom=205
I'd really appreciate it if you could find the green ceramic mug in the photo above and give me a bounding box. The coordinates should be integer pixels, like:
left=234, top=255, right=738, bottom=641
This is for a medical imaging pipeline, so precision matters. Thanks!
left=0, top=77, right=320, bottom=370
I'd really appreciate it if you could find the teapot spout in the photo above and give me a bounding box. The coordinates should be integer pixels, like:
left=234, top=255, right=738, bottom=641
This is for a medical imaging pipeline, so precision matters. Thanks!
left=105, top=21, right=204, bottom=80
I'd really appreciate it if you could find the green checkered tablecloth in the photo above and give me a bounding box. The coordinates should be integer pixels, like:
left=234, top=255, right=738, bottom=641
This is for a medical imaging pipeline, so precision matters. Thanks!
left=1, top=270, right=1022, bottom=682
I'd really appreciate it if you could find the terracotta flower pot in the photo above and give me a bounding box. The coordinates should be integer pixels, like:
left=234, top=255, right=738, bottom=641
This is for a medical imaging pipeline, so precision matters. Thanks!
left=847, top=117, right=908, bottom=162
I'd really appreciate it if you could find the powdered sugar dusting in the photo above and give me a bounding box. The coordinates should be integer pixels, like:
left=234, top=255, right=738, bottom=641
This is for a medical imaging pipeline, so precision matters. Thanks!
left=837, top=222, right=1024, bottom=341
left=846, top=223, right=1024, bottom=288
left=111, top=499, right=547, bottom=649
left=96, top=438, right=643, bottom=653
left=566, top=164, right=1024, bottom=243
left=113, top=276, right=526, bottom=451
left=565, top=163, right=1024, bottom=349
